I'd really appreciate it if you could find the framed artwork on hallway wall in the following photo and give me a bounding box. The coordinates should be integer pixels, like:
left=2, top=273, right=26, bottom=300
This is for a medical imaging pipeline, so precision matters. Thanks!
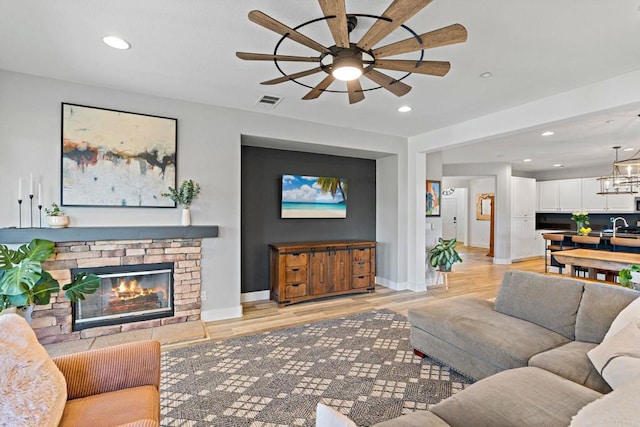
left=61, top=103, right=177, bottom=207
left=426, top=180, right=441, bottom=217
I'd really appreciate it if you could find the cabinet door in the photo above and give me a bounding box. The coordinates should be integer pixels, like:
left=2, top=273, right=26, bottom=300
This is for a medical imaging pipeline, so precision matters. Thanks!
left=331, top=250, right=350, bottom=292
left=581, top=177, right=607, bottom=212
left=512, top=177, right=536, bottom=217
left=606, top=193, right=635, bottom=212
left=538, top=181, right=560, bottom=211
left=559, top=179, right=582, bottom=212
left=511, top=218, right=536, bottom=260
left=310, top=252, right=332, bottom=295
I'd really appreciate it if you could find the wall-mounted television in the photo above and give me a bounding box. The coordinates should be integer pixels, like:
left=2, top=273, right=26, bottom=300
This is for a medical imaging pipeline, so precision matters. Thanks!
left=281, top=174, right=347, bottom=218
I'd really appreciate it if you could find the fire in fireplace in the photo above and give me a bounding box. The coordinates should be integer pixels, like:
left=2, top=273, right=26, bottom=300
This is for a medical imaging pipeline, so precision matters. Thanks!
left=71, top=263, right=174, bottom=331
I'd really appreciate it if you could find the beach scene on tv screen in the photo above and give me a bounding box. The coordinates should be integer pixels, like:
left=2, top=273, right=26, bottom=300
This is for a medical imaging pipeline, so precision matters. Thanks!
left=281, top=174, right=347, bottom=218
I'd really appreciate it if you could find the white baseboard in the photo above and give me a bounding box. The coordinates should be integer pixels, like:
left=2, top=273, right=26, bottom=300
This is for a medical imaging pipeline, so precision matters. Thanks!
left=201, top=305, right=243, bottom=322
left=241, top=290, right=270, bottom=303
left=376, top=276, right=406, bottom=290
left=493, top=258, right=512, bottom=265
left=469, top=242, right=490, bottom=249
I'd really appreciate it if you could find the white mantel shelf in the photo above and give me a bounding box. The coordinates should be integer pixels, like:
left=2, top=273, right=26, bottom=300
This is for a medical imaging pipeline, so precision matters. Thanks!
left=0, top=226, right=219, bottom=244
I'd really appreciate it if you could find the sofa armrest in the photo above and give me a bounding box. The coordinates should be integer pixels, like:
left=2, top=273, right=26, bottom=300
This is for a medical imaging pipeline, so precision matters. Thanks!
left=53, top=340, right=161, bottom=400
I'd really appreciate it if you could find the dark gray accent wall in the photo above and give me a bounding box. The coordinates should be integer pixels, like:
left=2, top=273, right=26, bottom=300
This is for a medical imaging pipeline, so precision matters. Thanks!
left=241, top=146, right=376, bottom=294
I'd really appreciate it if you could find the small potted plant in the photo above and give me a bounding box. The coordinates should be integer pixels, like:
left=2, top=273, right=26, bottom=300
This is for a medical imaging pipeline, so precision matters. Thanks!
left=429, top=237, right=463, bottom=272
left=0, top=239, right=100, bottom=323
left=162, top=179, right=201, bottom=226
left=619, top=265, right=640, bottom=290
left=44, top=202, right=70, bottom=228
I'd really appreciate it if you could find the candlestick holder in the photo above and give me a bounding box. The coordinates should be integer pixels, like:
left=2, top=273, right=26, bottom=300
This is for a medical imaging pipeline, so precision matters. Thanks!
left=38, top=204, right=43, bottom=228
left=18, top=199, right=23, bottom=229
left=29, top=194, right=34, bottom=228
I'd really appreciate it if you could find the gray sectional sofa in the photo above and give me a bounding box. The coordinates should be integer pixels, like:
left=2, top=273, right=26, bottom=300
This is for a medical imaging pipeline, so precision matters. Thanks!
left=375, top=271, right=639, bottom=427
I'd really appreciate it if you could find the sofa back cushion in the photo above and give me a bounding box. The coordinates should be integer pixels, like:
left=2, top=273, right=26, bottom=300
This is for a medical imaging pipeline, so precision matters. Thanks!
left=575, top=282, right=640, bottom=343
left=495, top=271, right=585, bottom=339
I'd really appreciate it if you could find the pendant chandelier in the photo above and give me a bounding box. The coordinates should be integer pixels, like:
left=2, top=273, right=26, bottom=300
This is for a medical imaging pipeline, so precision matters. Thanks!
left=597, top=146, right=640, bottom=195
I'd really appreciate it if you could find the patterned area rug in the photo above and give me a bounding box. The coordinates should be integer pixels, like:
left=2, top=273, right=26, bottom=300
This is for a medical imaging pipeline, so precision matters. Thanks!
left=160, top=310, right=472, bottom=426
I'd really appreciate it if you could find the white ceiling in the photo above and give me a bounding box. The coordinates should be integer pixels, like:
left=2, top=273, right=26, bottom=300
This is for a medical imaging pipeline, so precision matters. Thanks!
left=2, top=1, right=640, bottom=172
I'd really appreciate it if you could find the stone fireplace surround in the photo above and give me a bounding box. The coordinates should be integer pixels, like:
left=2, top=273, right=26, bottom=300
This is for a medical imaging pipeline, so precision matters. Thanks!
left=0, top=226, right=218, bottom=344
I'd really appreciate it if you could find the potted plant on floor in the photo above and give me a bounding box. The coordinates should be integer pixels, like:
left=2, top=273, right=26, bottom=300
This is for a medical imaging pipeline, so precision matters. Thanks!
left=162, top=179, right=201, bottom=226
left=429, top=237, right=463, bottom=272
left=0, top=238, right=100, bottom=323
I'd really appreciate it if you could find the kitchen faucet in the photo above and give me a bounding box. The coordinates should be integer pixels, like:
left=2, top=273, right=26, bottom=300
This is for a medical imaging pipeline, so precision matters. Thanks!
left=612, top=217, right=629, bottom=237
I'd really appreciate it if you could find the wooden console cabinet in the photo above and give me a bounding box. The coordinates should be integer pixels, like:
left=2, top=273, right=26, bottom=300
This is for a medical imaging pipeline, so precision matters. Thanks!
left=269, top=241, right=376, bottom=306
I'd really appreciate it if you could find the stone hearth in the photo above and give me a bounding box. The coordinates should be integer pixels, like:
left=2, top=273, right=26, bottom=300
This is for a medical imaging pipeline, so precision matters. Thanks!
left=35, top=237, right=202, bottom=344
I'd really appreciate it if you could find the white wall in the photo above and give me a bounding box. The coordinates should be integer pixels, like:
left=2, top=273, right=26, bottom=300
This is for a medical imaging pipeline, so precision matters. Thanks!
left=424, top=152, right=443, bottom=287
left=468, top=177, right=496, bottom=248
left=376, top=154, right=399, bottom=289
left=0, top=70, right=405, bottom=321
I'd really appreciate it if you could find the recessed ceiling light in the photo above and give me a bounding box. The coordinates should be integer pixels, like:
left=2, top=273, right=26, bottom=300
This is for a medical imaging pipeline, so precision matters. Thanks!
left=541, top=131, right=555, bottom=136
left=102, top=35, right=131, bottom=50
left=624, top=147, right=635, bottom=151
left=523, top=158, right=532, bottom=162
left=553, top=164, right=564, bottom=168
left=479, top=72, right=493, bottom=78
left=398, top=105, right=412, bottom=113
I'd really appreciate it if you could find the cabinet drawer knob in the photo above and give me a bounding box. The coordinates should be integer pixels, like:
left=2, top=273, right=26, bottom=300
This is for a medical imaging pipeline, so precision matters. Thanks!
left=292, top=283, right=300, bottom=287
left=358, top=276, right=365, bottom=279
left=292, top=268, right=300, bottom=272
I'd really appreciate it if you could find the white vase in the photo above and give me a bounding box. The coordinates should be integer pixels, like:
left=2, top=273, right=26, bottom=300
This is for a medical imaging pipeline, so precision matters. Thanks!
left=181, top=208, right=191, bottom=226
left=47, top=215, right=70, bottom=228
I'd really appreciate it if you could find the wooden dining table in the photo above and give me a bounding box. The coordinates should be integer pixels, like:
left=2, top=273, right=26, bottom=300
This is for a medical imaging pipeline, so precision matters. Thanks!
left=552, top=249, right=640, bottom=280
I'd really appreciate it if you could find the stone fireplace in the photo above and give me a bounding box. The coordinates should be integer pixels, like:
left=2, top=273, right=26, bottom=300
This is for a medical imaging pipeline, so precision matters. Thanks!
left=71, top=262, right=175, bottom=331
left=35, top=236, right=204, bottom=344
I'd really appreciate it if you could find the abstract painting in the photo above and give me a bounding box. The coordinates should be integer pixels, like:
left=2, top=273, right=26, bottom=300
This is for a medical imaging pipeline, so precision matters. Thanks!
left=281, top=174, right=347, bottom=218
left=61, top=103, right=177, bottom=207
left=426, top=180, right=441, bottom=217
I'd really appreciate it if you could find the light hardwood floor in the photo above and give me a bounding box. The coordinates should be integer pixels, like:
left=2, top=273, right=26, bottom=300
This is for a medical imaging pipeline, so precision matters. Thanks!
left=203, top=246, right=545, bottom=341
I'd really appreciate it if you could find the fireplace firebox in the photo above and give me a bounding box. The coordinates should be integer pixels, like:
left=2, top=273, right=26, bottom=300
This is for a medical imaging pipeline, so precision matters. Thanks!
left=71, top=263, right=174, bottom=331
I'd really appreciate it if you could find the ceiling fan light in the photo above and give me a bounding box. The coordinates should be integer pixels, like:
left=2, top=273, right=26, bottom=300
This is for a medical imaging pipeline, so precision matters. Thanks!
left=332, top=65, right=362, bottom=81
left=331, top=55, right=363, bottom=81
left=102, top=35, right=130, bottom=50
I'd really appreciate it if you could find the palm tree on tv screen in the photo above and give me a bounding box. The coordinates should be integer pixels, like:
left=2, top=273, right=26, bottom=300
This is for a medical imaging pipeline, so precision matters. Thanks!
left=317, top=177, right=347, bottom=203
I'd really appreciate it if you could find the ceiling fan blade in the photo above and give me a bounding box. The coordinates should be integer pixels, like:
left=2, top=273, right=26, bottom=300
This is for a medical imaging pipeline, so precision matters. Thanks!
left=347, top=79, right=365, bottom=104
left=302, top=74, right=336, bottom=100
left=318, top=0, right=350, bottom=48
left=375, top=59, right=451, bottom=76
left=261, top=67, right=324, bottom=85
left=249, top=10, right=330, bottom=54
left=372, top=24, right=468, bottom=58
left=357, top=0, right=434, bottom=50
left=236, top=52, right=320, bottom=62
left=363, top=69, right=411, bottom=97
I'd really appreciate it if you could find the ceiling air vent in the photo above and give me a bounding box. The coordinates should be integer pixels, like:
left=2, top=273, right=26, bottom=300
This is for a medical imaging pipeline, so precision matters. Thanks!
left=256, top=94, right=283, bottom=109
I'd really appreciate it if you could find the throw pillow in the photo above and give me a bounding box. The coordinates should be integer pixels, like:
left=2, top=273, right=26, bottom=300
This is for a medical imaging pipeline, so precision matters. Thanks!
left=0, top=313, right=67, bottom=427
left=604, top=295, right=640, bottom=341
left=569, top=374, right=640, bottom=426
left=316, top=403, right=357, bottom=427
left=587, top=319, right=640, bottom=389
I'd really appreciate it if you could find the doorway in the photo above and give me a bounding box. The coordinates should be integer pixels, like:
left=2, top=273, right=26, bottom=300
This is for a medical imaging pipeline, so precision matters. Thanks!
left=441, top=187, right=467, bottom=244
left=442, top=198, right=457, bottom=241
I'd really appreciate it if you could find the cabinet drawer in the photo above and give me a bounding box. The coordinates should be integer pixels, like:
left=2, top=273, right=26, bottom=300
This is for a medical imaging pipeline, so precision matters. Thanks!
left=351, top=248, right=371, bottom=261
left=285, top=267, right=307, bottom=283
left=352, top=274, right=371, bottom=289
left=284, top=253, right=308, bottom=267
left=285, top=283, right=307, bottom=298
left=351, top=261, right=370, bottom=275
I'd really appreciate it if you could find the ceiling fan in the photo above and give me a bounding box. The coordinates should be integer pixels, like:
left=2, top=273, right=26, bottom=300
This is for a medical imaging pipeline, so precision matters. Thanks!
left=236, top=0, right=467, bottom=104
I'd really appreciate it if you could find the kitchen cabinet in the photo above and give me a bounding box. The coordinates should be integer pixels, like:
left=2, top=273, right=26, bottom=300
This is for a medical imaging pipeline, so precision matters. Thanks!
left=536, top=179, right=582, bottom=212
left=512, top=177, right=538, bottom=260
left=269, top=241, right=376, bottom=307
left=581, top=177, right=634, bottom=212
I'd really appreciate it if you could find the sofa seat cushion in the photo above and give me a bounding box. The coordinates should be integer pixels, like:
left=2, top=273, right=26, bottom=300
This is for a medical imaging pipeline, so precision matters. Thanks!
left=373, top=409, right=450, bottom=427
left=529, top=341, right=610, bottom=394
left=58, top=385, right=159, bottom=427
left=430, top=367, right=602, bottom=427
left=494, top=271, right=585, bottom=339
left=409, top=298, right=570, bottom=372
